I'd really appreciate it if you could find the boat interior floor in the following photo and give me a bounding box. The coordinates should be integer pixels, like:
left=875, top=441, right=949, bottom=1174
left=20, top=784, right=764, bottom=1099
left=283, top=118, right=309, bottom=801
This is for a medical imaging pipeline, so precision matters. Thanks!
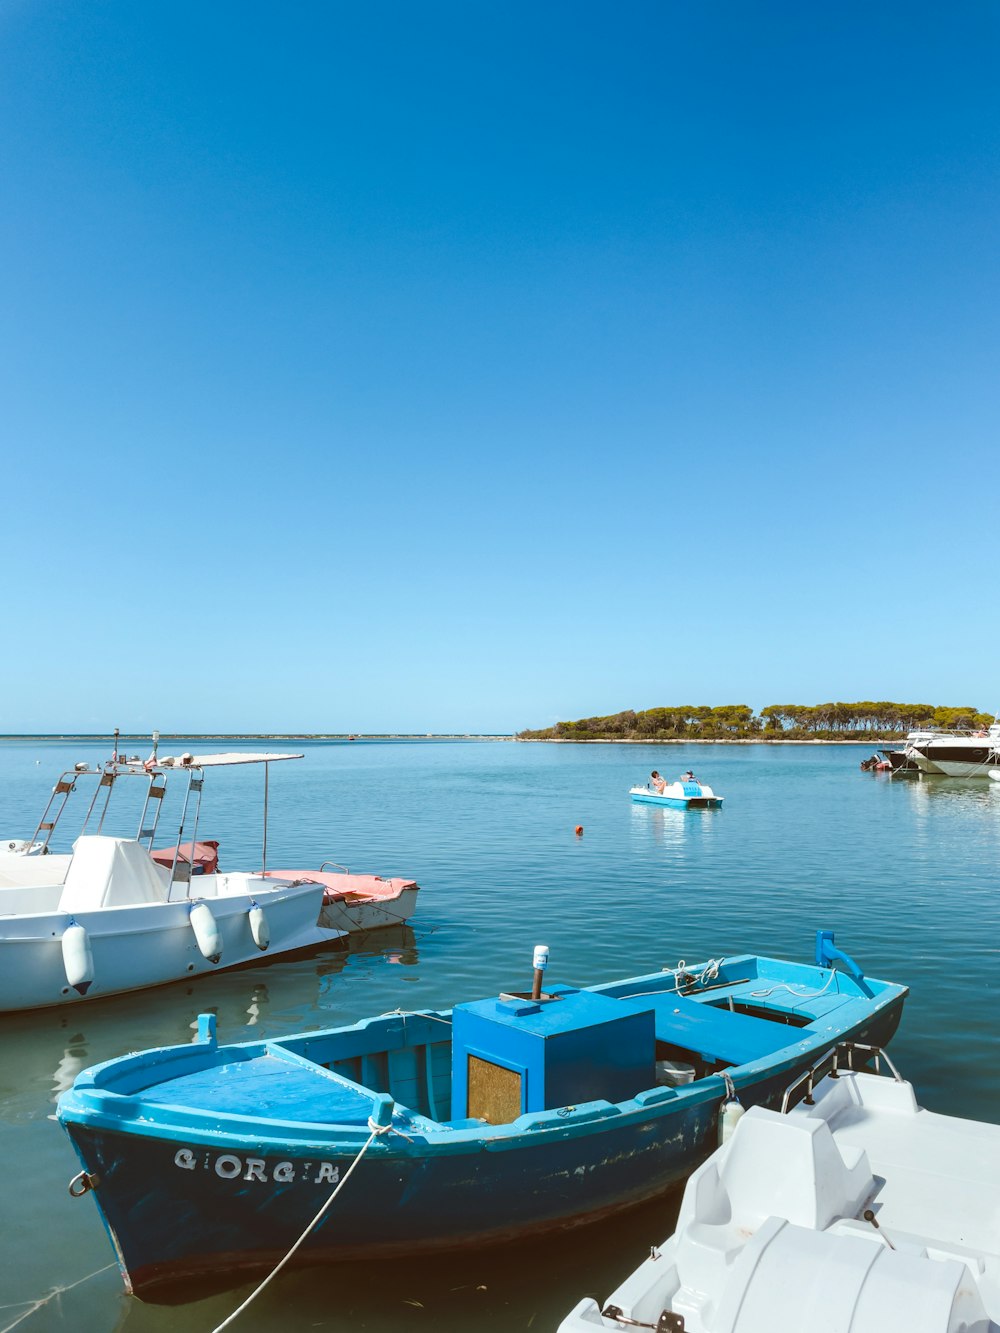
left=124, top=975, right=854, bottom=1134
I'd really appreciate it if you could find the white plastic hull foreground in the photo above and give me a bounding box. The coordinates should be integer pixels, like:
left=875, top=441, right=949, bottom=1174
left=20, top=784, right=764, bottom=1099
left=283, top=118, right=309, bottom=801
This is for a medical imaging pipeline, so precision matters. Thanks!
left=560, top=1064, right=1000, bottom=1333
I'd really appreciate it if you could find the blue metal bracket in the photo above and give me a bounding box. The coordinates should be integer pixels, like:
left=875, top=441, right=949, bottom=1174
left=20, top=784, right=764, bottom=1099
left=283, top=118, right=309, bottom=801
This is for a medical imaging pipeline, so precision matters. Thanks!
left=815, top=931, right=872, bottom=997
left=196, top=1012, right=218, bottom=1047
left=371, top=1093, right=395, bottom=1129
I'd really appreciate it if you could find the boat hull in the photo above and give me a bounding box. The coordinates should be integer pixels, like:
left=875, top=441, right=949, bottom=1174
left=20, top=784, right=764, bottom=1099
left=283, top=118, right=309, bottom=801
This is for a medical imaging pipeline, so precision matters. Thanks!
left=60, top=990, right=904, bottom=1297
left=0, top=883, right=336, bottom=1012
left=907, top=741, right=998, bottom=777
left=898, top=721, right=1000, bottom=776
left=318, top=884, right=419, bottom=932
left=264, top=871, right=420, bottom=933
left=630, top=791, right=723, bottom=809
left=882, top=749, right=918, bottom=772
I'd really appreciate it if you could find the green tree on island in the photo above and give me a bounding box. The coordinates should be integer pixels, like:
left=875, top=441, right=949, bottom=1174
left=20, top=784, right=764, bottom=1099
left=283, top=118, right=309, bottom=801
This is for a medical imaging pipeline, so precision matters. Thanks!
left=518, top=702, right=994, bottom=742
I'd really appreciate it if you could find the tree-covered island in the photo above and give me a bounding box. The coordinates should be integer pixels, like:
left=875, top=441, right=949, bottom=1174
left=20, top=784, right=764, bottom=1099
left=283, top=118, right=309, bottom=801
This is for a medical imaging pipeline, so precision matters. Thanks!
left=517, top=702, right=995, bottom=742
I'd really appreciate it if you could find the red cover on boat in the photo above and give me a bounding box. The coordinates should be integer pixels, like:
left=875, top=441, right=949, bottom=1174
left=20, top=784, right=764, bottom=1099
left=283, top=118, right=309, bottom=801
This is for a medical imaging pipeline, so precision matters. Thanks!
left=151, top=841, right=220, bottom=875
left=263, top=870, right=416, bottom=904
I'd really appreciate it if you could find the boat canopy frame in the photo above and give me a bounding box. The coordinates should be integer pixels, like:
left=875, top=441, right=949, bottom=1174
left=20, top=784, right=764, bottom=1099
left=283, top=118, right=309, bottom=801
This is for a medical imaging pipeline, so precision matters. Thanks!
left=25, top=732, right=303, bottom=898
left=779, top=1040, right=904, bottom=1115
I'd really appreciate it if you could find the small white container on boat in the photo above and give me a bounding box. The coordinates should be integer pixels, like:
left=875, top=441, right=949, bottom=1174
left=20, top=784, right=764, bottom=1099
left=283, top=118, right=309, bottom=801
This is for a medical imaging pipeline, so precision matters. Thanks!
left=655, top=1059, right=696, bottom=1087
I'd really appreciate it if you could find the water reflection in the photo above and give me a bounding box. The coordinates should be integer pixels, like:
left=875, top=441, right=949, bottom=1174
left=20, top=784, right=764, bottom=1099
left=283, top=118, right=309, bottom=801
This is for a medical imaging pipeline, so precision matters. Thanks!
left=106, top=1183, right=686, bottom=1326
left=630, top=803, right=722, bottom=850
left=2, top=927, right=419, bottom=1124
left=904, top=775, right=1000, bottom=813
left=51, top=1040, right=88, bottom=1098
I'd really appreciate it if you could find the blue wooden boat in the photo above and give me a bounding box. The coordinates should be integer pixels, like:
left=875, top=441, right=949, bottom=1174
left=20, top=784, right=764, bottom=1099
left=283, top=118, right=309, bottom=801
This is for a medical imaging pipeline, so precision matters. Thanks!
left=57, top=933, right=906, bottom=1298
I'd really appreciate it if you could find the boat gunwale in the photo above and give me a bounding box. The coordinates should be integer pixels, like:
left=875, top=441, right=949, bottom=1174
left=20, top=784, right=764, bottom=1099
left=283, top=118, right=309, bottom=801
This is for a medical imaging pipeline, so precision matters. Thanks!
left=57, top=962, right=909, bottom=1153
left=629, top=792, right=724, bottom=808
left=0, top=877, right=326, bottom=930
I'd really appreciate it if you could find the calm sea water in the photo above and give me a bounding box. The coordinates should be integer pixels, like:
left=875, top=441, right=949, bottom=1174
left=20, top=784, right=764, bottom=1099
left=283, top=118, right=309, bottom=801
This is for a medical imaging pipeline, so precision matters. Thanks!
left=1, top=737, right=998, bottom=1332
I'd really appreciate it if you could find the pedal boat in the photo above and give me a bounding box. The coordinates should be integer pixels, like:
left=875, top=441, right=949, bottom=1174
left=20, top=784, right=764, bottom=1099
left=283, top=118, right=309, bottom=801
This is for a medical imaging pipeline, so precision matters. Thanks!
left=57, top=933, right=906, bottom=1298
left=560, top=1044, right=1000, bottom=1333
left=631, top=780, right=723, bottom=809
left=0, top=739, right=418, bottom=1012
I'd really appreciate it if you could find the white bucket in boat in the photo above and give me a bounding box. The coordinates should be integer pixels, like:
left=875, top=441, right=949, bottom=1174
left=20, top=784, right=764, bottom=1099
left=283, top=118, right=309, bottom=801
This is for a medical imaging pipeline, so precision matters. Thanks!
left=656, top=1059, right=696, bottom=1087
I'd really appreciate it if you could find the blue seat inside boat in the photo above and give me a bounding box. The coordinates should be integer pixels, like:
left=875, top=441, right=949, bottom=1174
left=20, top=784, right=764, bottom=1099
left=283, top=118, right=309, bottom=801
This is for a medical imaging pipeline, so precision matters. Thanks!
left=776, top=993, right=853, bottom=1021
left=131, top=1055, right=376, bottom=1125
left=615, top=993, right=800, bottom=1066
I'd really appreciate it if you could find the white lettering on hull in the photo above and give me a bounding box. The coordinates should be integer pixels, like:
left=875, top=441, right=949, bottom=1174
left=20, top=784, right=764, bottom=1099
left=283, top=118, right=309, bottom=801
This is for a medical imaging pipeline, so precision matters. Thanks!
left=173, top=1148, right=340, bottom=1186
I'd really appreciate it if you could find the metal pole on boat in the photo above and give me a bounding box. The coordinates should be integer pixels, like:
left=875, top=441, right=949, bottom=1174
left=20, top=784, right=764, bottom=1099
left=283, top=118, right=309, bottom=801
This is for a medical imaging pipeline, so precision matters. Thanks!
left=863, top=1209, right=896, bottom=1250
left=261, top=761, right=269, bottom=876
left=531, top=944, right=549, bottom=1001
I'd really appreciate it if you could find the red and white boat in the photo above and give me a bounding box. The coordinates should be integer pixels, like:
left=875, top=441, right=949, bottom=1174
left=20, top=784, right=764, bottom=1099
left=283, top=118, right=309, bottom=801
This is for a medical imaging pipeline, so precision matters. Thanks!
left=264, top=867, right=419, bottom=933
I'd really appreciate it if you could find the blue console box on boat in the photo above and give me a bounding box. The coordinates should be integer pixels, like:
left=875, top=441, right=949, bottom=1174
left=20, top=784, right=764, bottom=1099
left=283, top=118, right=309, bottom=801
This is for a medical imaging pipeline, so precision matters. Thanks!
left=451, top=987, right=655, bottom=1122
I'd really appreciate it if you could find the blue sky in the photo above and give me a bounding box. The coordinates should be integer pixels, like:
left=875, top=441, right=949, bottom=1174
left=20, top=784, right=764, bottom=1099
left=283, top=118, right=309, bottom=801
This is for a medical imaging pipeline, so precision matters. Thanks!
left=2, top=2, right=997, bottom=733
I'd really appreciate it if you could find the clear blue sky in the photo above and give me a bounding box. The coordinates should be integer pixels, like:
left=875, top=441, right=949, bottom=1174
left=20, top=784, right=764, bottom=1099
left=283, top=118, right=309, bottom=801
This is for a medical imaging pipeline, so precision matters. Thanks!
left=2, top=2, right=997, bottom=733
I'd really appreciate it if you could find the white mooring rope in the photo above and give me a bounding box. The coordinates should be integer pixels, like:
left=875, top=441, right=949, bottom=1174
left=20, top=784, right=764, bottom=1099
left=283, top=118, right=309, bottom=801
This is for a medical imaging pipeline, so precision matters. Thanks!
left=210, top=1115, right=394, bottom=1332
left=750, top=968, right=838, bottom=1001
left=0, top=1265, right=115, bottom=1333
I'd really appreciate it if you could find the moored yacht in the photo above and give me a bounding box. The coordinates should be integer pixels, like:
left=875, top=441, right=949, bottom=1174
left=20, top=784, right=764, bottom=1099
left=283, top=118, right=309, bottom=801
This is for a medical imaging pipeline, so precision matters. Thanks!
left=904, top=720, right=1000, bottom=777
left=879, top=747, right=918, bottom=772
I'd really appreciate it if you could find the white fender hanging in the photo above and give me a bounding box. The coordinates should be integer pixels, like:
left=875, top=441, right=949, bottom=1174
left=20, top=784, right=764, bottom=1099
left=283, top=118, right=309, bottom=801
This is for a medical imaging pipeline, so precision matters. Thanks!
left=189, top=901, right=223, bottom=964
left=248, top=902, right=269, bottom=951
left=61, top=920, right=94, bottom=995
left=718, top=1072, right=745, bottom=1145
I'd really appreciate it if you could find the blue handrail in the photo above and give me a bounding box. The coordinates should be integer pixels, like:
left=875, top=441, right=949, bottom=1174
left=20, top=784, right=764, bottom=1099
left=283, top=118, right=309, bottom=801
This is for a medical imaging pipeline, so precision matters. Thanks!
left=815, top=930, right=873, bottom=998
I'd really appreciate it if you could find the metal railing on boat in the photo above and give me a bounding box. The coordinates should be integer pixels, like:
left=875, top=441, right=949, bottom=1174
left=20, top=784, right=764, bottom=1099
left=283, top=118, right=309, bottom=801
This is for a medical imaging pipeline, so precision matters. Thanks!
left=780, top=1041, right=903, bottom=1115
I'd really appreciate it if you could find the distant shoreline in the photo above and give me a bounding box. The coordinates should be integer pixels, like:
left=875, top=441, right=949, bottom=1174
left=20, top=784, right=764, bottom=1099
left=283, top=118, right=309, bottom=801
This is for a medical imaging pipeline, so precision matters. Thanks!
left=517, top=701, right=991, bottom=744
left=0, top=735, right=901, bottom=746
left=514, top=737, right=898, bottom=745
left=0, top=734, right=514, bottom=742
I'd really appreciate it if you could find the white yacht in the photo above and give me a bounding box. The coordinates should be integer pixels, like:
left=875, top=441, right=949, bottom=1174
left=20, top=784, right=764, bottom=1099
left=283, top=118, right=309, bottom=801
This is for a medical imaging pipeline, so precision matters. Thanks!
left=904, top=720, right=1000, bottom=777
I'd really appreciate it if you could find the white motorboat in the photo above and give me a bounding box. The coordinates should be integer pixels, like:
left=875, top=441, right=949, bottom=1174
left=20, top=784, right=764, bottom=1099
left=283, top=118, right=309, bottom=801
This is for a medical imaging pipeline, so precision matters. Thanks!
left=0, top=739, right=418, bottom=1012
left=560, top=1044, right=1000, bottom=1333
left=904, top=721, right=1000, bottom=777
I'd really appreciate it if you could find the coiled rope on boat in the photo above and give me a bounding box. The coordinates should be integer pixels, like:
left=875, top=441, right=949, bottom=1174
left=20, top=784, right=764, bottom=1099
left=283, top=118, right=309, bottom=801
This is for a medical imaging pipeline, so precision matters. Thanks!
left=750, top=968, right=838, bottom=1001
left=616, top=959, right=725, bottom=1002
left=210, top=1114, right=397, bottom=1333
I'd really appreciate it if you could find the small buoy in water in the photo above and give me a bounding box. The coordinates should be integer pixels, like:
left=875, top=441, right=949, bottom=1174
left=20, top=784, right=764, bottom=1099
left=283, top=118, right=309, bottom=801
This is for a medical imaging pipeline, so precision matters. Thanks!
left=61, top=920, right=94, bottom=994
left=248, top=902, right=269, bottom=951
left=575, top=825, right=583, bottom=836
left=189, top=901, right=223, bottom=964
left=718, top=1072, right=745, bottom=1144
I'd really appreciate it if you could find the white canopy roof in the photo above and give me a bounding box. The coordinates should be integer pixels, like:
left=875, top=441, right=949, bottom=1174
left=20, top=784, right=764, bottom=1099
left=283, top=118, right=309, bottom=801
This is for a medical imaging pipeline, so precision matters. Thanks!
left=158, top=752, right=303, bottom=768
